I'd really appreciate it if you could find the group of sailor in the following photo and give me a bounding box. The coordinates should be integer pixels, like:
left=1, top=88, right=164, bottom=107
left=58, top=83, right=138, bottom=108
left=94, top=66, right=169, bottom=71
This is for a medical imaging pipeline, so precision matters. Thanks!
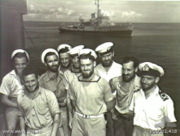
left=0, top=42, right=177, bottom=136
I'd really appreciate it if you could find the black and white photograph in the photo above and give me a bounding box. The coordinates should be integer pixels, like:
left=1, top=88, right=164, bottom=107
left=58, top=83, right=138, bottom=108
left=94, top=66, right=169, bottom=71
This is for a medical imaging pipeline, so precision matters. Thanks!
left=0, top=0, right=180, bottom=136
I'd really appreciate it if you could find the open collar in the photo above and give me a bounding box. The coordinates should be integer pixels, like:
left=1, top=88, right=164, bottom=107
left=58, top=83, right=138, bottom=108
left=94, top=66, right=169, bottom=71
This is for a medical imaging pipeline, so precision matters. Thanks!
left=78, top=73, right=101, bottom=82
left=140, top=85, right=159, bottom=99
left=24, top=87, right=42, bottom=100
left=44, top=71, right=58, bottom=81
left=98, top=61, right=116, bottom=73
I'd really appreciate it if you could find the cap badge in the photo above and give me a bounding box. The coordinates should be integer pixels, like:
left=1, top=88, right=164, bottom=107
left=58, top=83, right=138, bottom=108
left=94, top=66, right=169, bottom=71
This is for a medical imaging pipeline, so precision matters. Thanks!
left=143, top=64, right=150, bottom=71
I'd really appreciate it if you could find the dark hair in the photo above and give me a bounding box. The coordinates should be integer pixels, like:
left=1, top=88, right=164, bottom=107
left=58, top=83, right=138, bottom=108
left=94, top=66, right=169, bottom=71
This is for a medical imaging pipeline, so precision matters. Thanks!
left=44, top=52, right=58, bottom=63
left=12, top=53, right=29, bottom=62
left=58, top=47, right=70, bottom=54
left=22, top=65, right=38, bottom=79
left=79, top=53, right=96, bottom=61
left=122, top=56, right=139, bottom=68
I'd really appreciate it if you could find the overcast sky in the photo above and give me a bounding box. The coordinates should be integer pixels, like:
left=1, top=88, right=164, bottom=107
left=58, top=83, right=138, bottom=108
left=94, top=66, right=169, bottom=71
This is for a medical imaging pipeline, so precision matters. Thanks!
left=23, top=0, right=180, bottom=23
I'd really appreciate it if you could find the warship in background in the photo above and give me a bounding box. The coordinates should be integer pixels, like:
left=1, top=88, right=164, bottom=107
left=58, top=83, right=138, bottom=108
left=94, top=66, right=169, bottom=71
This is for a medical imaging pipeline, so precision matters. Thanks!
left=59, top=0, right=133, bottom=36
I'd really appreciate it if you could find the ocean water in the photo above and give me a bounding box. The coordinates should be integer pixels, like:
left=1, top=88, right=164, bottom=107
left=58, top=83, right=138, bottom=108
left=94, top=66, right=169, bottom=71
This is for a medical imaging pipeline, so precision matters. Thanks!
left=24, top=22, right=180, bottom=127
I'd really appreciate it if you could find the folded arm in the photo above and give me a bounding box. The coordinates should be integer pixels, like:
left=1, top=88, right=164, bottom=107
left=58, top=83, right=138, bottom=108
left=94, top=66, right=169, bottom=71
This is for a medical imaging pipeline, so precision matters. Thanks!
left=1, top=95, right=18, bottom=108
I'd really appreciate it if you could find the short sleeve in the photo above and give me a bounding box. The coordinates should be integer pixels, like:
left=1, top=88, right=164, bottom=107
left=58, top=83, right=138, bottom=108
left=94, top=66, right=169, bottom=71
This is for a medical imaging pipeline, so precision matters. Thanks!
left=0, top=75, right=11, bottom=96
left=100, top=78, right=114, bottom=102
left=46, top=91, right=60, bottom=116
left=164, top=98, right=177, bottom=123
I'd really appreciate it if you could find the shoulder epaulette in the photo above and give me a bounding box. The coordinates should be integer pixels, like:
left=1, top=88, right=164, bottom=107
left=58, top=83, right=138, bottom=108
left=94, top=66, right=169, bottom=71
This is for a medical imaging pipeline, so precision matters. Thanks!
left=159, top=91, right=169, bottom=101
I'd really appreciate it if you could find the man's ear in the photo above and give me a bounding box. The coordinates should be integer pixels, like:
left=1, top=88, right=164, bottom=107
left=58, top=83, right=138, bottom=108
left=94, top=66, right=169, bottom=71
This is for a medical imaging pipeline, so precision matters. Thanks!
left=155, top=77, right=160, bottom=83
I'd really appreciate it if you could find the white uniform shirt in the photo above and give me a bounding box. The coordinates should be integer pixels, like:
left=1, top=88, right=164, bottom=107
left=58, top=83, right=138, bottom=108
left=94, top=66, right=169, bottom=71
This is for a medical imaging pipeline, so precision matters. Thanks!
left=129, top=86, right=176, bottom=130
left=0, top=70, right=23, bottom=98
left=95, top=61, right=122, bottom=82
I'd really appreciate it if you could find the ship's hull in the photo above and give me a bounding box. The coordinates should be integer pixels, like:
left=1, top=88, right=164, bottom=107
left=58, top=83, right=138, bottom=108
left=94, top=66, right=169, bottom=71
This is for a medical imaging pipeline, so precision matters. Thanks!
left=59, top=27, right=133, bottom=36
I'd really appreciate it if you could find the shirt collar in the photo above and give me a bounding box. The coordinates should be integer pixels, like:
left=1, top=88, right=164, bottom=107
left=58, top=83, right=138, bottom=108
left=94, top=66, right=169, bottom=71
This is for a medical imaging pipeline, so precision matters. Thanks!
left=9, top=70, right=20, bottom=78
left=111, top=61, right=116, bottom=68
left=24, top=87, right=42, bottom=99
left=118, top=75, right=141, bottom=90
left=9, top=70, right=16, bottom=75
left=78, top=73, right=101, bottom=82
left=58, top=65, right=71, bottom=73
left=152, top=86, right=160, bottom=96
left=140, top=85, right=159, bottom=98
left=9, top=70, right=22, bottom=82
left=44, top=71, right=58, bottom=81
left=99, top=61, right=115, bottom=71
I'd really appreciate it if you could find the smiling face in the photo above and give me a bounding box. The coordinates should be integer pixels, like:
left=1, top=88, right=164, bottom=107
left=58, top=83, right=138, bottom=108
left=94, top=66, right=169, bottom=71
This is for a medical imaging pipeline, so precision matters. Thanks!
left=80, top=58, right=94, bottom=78
left=59, top=52, right=70, bottom=68
left=23, top=73, right=38, bottom=93
left=45, top=54, right=59, bottom=72
left=122, top=61, right=136, bottom=82
left=14, top=57, right=28, bottom=76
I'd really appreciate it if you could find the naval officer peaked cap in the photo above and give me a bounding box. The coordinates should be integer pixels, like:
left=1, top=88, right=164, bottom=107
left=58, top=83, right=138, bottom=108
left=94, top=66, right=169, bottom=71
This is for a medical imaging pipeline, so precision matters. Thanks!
left=57, top=44, right=72, bottom=52
left=11, top=49, right=30, bottom=61
left=69, top=45, right=85, bottom=55
left=138, top=62, right=164, bottom=77
left=95, top=42, right=114, bottom=54
left=41, top=48, right=59, bottom=64
left=79, top=48, right=97, bottom=59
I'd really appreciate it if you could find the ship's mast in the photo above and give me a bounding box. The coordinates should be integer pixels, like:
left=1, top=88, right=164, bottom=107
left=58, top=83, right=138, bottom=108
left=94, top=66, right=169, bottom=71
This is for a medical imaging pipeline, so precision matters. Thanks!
left=96, top=0, right=100, bottom=18
left=95, top=0, right=100, bottom=25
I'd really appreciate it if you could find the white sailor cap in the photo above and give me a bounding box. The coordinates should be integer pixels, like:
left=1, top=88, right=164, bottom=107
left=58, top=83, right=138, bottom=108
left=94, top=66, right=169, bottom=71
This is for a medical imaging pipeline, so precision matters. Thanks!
left=79, top=48, right=97, bottom=59
left=95, top=42, right=114, bottom=54
left=57, top=44, right=72, bottom=53
left=41, top=48, right=59, bottom=64
left=69, top=45, right=85, bottom=56
left=138, top=62, right=164, bottom=77
left=11, top=49, right=30, bottom=61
